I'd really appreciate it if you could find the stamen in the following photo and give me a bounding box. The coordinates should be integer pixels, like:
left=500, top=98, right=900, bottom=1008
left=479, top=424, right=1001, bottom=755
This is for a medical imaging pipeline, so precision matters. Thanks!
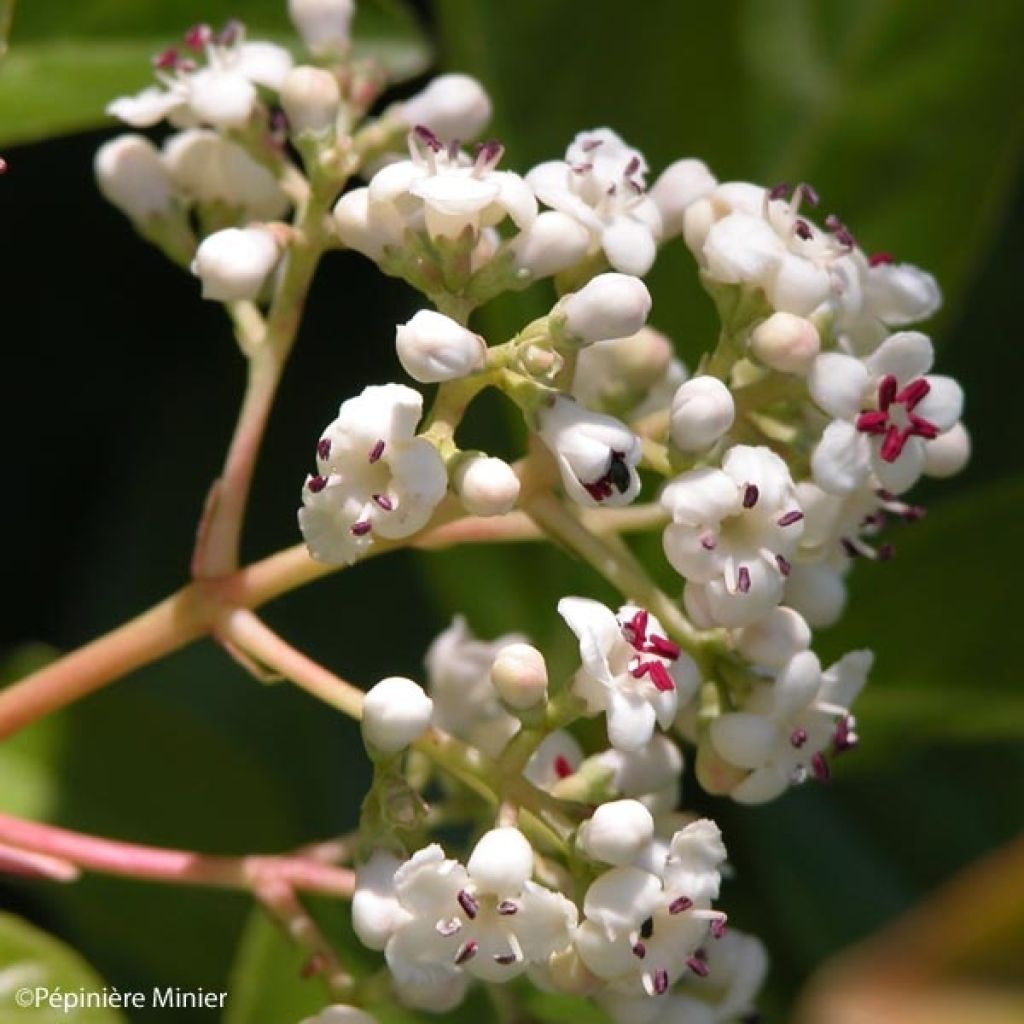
left=878, top=375, right=899, bottom=411
left=640, top=916, right=654, bottom=940
left=799, top=183, right=820, bottom=207
left=790, top=727, right=808, bottom=748
left=778, top=509, right=804, bottom=527
left=644, top=634, right=680, bottom=660
left=811, top=752, right=830, bottom=782
left=895, top=377, right=930, bottom=409
left=215, top=19, right=243, bottom=46
left=493, top=951, right=518, bottom=965
left=794, top=219, right=813, bottom=241
left=552, top=756, right=574, bottom=780
left=743, top=483, right=759, bottom=508
left=368, top=439, right=385, bottom=463
left=700, top=532, right=717, bottom=551
left=372, top=493, right=393, bottom=511
left=413, top=124, right=443, bottom=152
left=824, top=213, right=842, bottom=232
left=624, top=155, right=641, bottom=177
left=183, top=24, right=212, bottom=49
left=350, top=521, right=372, bottom=536
left=622, top=608, right=649, bottom=646
left=687, top=955, right=710, bottom=978
left=457, top=889, right=479, bottom=919
left=737, top=565, right=751, bottom=594
left=307, top=475, right=327, bottom=493
left=711, top=916, right=728, bottom=939
left=880, top=425, right=911, bottom=462
left=768, top=182, right=791, bottom=201
left=856, top=410, right=889, bottom=435
left=497, top=900, right=518, bottom=915
left=833, top=716, right=858, bottom=754
left=776, top=554, right=791, bottom=576
left=654, top=967, right=670, bottom=994
left=632, top=660, right=675, bottom=692
left=153, top=47, right=180, bottom=70
left=454, top=940, right=478, bottom=965
left=581, top=137, right=603, bottom=152
left=869, top=251, right=895, bottom=267
left=632, top=942, right=647, bottom=959
left=669, top=896, right=693, bottom=914
left=316, top=438, right=331, bottom=460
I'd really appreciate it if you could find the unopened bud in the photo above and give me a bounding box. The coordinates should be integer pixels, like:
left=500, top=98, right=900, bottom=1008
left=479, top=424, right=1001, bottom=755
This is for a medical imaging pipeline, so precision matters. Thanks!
left=573, top=327, right=673, bottom=412
left=395, top=309, right=486, bottom=383
left=749, top=312, right=820, bottom=375
left=669, top=375, right=735, bottom=451
left=923, top=421, right=970, bottom=478
left=734, top=606, right=811, bottom=669
left=288, top=0, right=355, bottom=57
left=360, top=676, right=433, bottom=754
left=510, top=210, right=591, bottom=278
left=577, top=799, right=654, bottom=866
left=95, top=135, right=174, bottom=220
left=682, top=196, right=716, bottom=254
left=466, top=827, right=533, bottom=893
left=555, top=273, right=652, bottom=346
left=454, top=455, right=520, bottom=517
left=651, top=158, right=717, bottom=237
left=400, top=73, right=492, bottom=142
left=490, top=642, right=548, bottom=710
left=191, top=226, right=280, bottom=301
left=280, top=65, right=341, bottom=135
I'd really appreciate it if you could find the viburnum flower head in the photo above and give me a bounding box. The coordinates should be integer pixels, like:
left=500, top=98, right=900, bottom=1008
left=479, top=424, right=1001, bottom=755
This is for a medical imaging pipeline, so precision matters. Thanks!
left=298, top=384, right=447, bottom=564
left=558, top=598, right=700, bottom=751
left=809, top=330, right=965, bottom=495
left=527, top=128, right=663, bottom=275
left=574, top=819, right=727, bottom=998
left=352, top=830, right=577, bottom=1000
left=661, top=445, right=804, bottom=627
left=538, top=397, right=642, bottom=507
left=108, top=21, right=292, bottom=130
left=709, top=649, right=872, bottom=803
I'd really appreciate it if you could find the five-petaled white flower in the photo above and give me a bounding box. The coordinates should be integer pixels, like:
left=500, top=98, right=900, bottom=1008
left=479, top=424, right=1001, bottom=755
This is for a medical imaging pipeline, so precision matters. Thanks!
left=108, top=22, right=293, bottom=131
left=298, top=384, right=447, bottom=564
left=709, top=649, right=872, bottom=804
left=558, top=598, right=700, bottom=751
left=809, top=330, right=965, bottom=496
left=661, top=446, right=804, bottom=628
left=527, top=128, right=663, bottom=275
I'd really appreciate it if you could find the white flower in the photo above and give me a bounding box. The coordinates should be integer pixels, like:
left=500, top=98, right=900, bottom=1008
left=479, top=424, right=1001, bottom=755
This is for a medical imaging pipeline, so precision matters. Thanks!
left=733, top=606, right=811, bottom=671
left=575, top=819, right=727, bottom=998
left=399, top=74, right=492, bottom=143
left=709, top=649, right=872, bottom=804
left=650, top=158, right=718, bottom=238
left=668, top=376, right=735, bottom=452
left=594, top=735, right=684, bottom=816
left=510, top=210, right=592, bottom=278
left=191, top=226, right=280, bottom=301
left=558, top=598, right=700, bottom=751
left=578, top=799, right=655, bottom=867
left=453, top=455, right=520, bottom=517
left=94, top=135, right=174, bottom=220
left=288, top=0, right=355, bottom=57
left=677, top=928, right=769, bottom=1022
left=490, top=643, right=549, bottom=710
left=555, top=273, right=652, bottom=346
left=298, top=384, right=447, bottom=564
left=355, top=833, right=577, bottom=989
left=163, top=130, right=289, bottom=220
left=425, top=617, right=523, bottom=756
left=368, top=128, right=536, bottom=242
left=361, top=677, right=434, bottom=754
left=299, top=1006, right=378, bottom=1024
left=809, top=331, right=964, bottom=495
left=527, top=128, right=663, bottom=275
left=749, top=311, right=820, bottom=375
left=280, top=65, right=341, bottom=135
left=524, top=730, right=585, bottom=791
left=395, top=309, right=486, bottom=383
left=783, top=560, right=848, bottom=629
left=332, top=186, right=404, bottom=260
left=661, top=446, right=804, bottom=627
left=108, top=23, right=292, bottom=131
left=538, top=397, right=642, bottom=508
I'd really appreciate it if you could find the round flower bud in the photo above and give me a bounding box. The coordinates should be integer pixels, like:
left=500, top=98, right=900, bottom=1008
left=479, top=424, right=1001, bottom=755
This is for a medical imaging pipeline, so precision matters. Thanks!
left=510, top=210, right=591, bottom=278
left=288, top=0, right=355, bottom=57
left=454, top=454, right=520, bottom=516
left=734, top=606, right=811, bottom=670
left=351, top=850, right=403, bottom=951
left=490, top=642, right=548, bottom=710
left=924, top=422, right=970, bottom=478
left=749, top=312, right=821, bottom=375
left=400, top=73, right=492, bottom=142
left=280, top=65, right=341, bottom=135
left=466, top=827, right=533, bottom=894
left=454, top=455, right=520, bottom=517
left=669, top=375, right=735, bottom=451
left=556, top=273, right=652, bottom=346
left=395, top=309, right=487, bottom=383
left=650, top=158, right=717, bottom=237
left=577, top=799, right=654, bottom=866
left=360, top=676, right=433, bottom=754
left=191, top=226, right=280, bottom=302
left=95, top=134, right=174, bottom=220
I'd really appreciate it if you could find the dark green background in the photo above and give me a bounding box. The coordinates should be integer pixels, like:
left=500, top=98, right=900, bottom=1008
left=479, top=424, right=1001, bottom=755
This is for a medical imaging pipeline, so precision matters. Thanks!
left=1, top=1, right=1021, bottom=1021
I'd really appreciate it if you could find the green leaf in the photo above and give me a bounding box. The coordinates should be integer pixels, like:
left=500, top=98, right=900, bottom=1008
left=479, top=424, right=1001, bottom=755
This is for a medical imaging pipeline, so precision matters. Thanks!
left=0, top=0, right=430, bottom=147
left=0, top=913, right=126, bottom=1024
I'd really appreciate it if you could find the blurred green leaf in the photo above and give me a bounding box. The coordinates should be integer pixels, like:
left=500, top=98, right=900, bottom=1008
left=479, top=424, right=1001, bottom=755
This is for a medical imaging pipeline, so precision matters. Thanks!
left=0, top=0, right=429, bottom=147
left=0, top=913, right=126, bottom=1023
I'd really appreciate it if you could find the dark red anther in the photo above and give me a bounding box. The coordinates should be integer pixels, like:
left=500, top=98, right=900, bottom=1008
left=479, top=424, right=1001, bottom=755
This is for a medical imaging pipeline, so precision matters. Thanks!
left=316, top=438, right=331, bottom=460
left=794, top=219, right=813, bottom=240
left=869, top=251, right=895, bottom=267
left=624, top=608, right=649, bottom=646
left=584, top=479, right=614, bottom=501
left=654, top=968, right=670, bottom=993
left=307, top=475, right=327, bottom=493
left=711, top=916, right=728, bottom=940
left=701, top=532, right=717, bottom=551
left=878, top=374, right=899, bottom=411
left=880, top=425, right=911, bottom=462
left=790, top=727, right=808, bottom=749
left=825, top=213, right=843, bottom=232
left=493, top=951, right=518, bottom=965
left=497, top=900, right=518, bottom=915
left=776, top=554, right=791, bottom=576
left=153, top=46, right=180, bottom=70
left=768, top=182, right=790, bottom=201
left=454, top=940, right=478, bottom=965
left=368, top=439, right=385, bottom=463
left=737, top=565, right=751, bottom=594
left=895, top=377, right=930, bottom=409
left=457, top=889, right=479, bottom=919
left=215, top=18, right=243, bottom=46
left=669, top=896, right=693, bottom=914
left=778, top=509, right=804, bottom=527
left=833, top=716, right=858, bottom=754
left=640, top=916, right=654, bottom=940
left=811, top=752, right=831, bottom=782
left=183, top=24, right=212, bottom=49
left=799, top=183, right=820, bottom=207
left=687, top=956, right=710, bottom=978
left=742, top=483, right=759, bottom=508
left=372, top=494, right=394, bottom=511
left=632, top=660, right=675, bottom=692
left=644, top=634, right=680, bottom=660
left=350, top=521, right=372, bottom=536
left=632, top=941, right=647, bottom=959
left=856, top=410, right=889, bottom=435
left=552, top=755, right=574, bottom=780
left=413, top=124, right=443, bottom=151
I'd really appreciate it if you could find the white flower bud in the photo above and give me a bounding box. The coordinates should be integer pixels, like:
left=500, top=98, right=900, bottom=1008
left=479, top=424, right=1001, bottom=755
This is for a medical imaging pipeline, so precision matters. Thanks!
left=669, top=375, right=735, bottom=450
left=351, top=851, right=403, bottom=951
left=556, top=273, right=652, bottom=346
left=734, top=606, right=811, bottom=670
left=360, top=676, right=433, bottom=754
left=454, top=454, right=520, bottom=516
left=454, top=455, right=520, bottom=516
left=466, top=827, right=533, bottom=894
left=682, top=196, right=716, bottom=255
left=490, top=642, right=548, bottom=709
left=288, top=0, right=355, bottom=57
left=191, top=226, right=280, bottom=302
left=300, top=1006, right=379, bottom=1024
left=749, top=311, right=821, bottom=375
left=332, top=187, right=401, bottom=259
left=924, top=422, right=970, bottom=478
left=95, top=135, right=174, bottom=220
left=577, top=799, right=654, bottom=866
left=395, top=309, right=486, bottom=383
left=573, top=327, right=674, bottom=411
left=510, top=210, right=591, bottom=278
left=400, top=73, right=492, bottom=142
left=650, top=158, right=717, bottom=237
left=280, top=65, right=341, bottom=135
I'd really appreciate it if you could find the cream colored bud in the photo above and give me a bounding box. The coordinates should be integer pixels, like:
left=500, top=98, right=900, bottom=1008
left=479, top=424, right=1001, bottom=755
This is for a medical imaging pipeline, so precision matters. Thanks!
left=651, top=158, right=717, bottom=237
left=191, top=226, right=280, bottom=301
left=454, top=455, right=521, bottom=517
left=361, top=676, right=433, bottom=754
left=556, top=273, right=652, bottom=346
left=95, top=135, right=174, bottom=220
left=749, top=312, right=821, bottom=375
left=511, top=210, right=591, bottom=278
left=289, top=0, right=354, bottom=57
left=682, top=196, right=716, bottom=254
left=280, top=66, right=341, bottom=135
left=490, top=643, right=548, bottom=710
left=669, top=375, right=735, bottom=450
left=395, top=309, right=486, bottom=383
left=400, top=73, right=492, bottom=142
left=577, top=799, right=654, bottom=866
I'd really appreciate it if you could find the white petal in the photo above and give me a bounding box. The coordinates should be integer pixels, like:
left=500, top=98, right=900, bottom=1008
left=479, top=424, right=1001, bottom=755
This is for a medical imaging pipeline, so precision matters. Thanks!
left=702, top=212, right=783, bottom=284
left=467, top=827, right=533, bottom=895
left=710, top=713, right=778, bottom=769
left=820, top=649, right=873, bottom=708
left=767, top=253, right=832, bottom=316
left=558, top=596, right=621, bottom=686
left=493, top=171, right=537, bottom=229
left=808, top=352, right=870, bottom=420
left=915, top=375, right=964, bottom=432
left=772, top=650, right=822, bottom=720
left=582, top=866, right=661, bottom=936
left=601, top=216, right=657, bottom=275
left=376, top=439, right=448, bottom=539
left=866, top=330, right=934, bottom=382
left=811, top=420, right=871, bottom=494
left=730, top=764, right=789, bottom=804
left=870, top=435, right=926, bottom=494
left=107, top=87, right=183, bottom=127
left=606, top=688, right=658, bottom=751
left=865, top=262, right=942, bottom=326
left=660, top=467, right=739, bottom=526
left=352, top=851, right=405, bottom=950
left=234, top=41, right=294, bottom=89
left=187, top=69, right=258, bottom=129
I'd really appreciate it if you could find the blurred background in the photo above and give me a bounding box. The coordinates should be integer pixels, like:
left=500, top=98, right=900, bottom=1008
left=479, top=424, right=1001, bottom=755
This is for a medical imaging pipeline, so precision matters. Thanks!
left=0, top=1, right=1021, bottom=1021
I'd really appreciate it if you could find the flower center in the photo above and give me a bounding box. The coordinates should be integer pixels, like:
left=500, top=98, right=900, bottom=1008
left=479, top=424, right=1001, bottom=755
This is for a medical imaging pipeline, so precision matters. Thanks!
left=855, top=374, right=939, bottom=462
